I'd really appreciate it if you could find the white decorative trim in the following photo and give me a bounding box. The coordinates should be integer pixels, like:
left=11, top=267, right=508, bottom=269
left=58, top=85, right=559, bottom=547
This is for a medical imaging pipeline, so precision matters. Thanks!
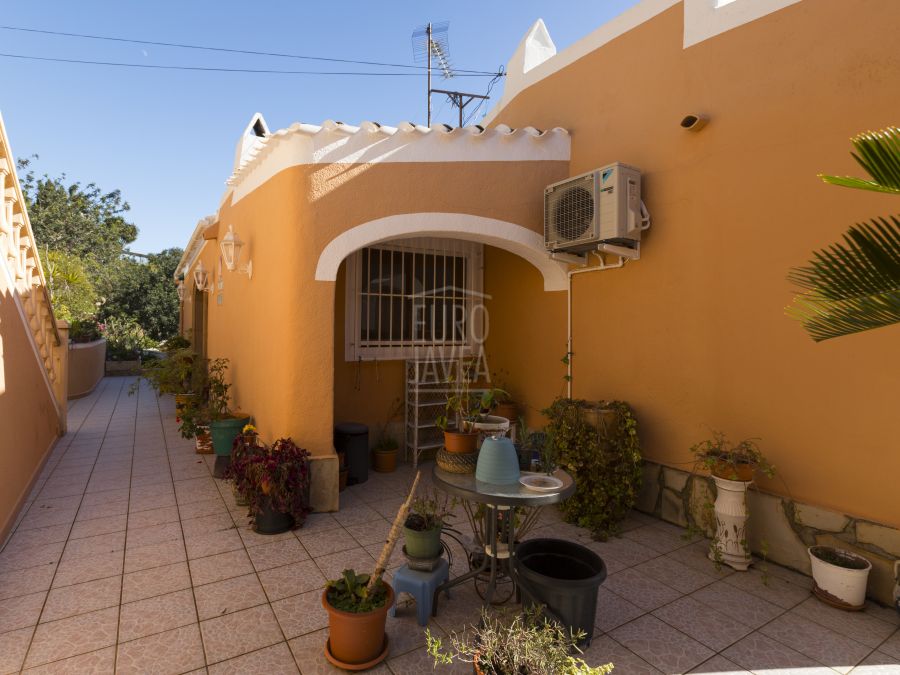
left=228, top=119, right=569, bottom=204
left=314, top=213, right=568, bottom=292
left=683, top=0, right=802, bottom=48
left=484, top=0, right=804, bottom=124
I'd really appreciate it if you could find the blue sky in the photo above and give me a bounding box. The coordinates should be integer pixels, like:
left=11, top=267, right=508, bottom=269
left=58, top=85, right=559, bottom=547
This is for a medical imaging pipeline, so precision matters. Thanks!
left=1, top=1, right=641, bottom=253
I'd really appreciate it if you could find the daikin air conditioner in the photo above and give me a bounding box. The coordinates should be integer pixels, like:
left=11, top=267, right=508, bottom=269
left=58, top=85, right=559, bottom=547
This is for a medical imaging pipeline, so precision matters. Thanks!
left=544, top=163, right=645, bottom=253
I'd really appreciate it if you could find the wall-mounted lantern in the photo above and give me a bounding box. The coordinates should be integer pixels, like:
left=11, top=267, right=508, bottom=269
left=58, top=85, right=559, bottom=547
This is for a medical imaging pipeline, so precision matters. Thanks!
left=193, top=260, right=213, bottom=292
left=219, top=225, right=252, bottom=279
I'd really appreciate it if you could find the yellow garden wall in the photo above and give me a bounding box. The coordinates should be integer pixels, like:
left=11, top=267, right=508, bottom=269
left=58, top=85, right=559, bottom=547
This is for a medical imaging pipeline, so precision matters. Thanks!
left=487, top=0, right=900, bottom=527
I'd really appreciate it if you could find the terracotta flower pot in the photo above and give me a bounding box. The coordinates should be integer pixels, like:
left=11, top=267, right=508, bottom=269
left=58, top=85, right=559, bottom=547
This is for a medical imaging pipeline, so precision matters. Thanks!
left=494, top=401, right=518, bottom=422
left=444, top=430, right=478, bottom=454
left=373, top=449, right=397, bottom=473
left=712, top=460, right=754, bottom=482
left=195, top=427, right=213, bottom=454
left=323, top=583, right=394, bottom=667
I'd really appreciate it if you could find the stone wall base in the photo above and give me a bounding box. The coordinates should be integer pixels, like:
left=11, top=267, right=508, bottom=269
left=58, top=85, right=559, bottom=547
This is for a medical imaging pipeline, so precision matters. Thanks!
left=635, top=460, right=900, bottom=606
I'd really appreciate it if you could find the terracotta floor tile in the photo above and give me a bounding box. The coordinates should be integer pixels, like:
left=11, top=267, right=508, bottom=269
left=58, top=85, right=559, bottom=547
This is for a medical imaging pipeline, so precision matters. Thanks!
left=41, top=575, right=121, bottom=623
left=118, top=588, right=197, bottom=642
left=24, top=606, right=119, bottom=669
left=207, top=641, right=299, bottom=674
left=116, top=623, right=205, bottom=675
left=194, top=573, right=268, bottom=620
left=200, top=604, right=283, bottom=664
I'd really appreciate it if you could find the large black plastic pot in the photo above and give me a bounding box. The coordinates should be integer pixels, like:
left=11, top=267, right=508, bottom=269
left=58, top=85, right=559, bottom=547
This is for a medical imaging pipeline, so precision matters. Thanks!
left=514, top=538, right=606, bottom=647
left=253, top=503, right=295, bottom=535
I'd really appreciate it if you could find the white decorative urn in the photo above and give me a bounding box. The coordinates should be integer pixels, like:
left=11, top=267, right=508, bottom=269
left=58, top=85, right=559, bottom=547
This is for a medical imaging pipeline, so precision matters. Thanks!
left=708, top=475, right=752, bottom=571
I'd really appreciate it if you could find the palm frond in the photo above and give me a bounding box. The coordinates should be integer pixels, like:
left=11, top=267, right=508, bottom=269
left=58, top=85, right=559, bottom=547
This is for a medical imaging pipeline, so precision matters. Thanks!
left=786, top=216, right=900, bottom=341
left=819, top=127, right=900, bottom=194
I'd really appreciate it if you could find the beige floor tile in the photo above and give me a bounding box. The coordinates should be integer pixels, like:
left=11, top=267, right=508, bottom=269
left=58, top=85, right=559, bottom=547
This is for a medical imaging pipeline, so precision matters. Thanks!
left=181, top=512, right=235, bottom=537
left=611, top=614, right=714, bottom=674
left=125, top=521, right=183, bottom=550
left=207, top=641, right=299, bottom=674
left=236, top=524, right=295, bottom=549
left=52, top=549, right=123, bottom=588
left=61, top=531, right=125, bottom=562
left=0, top=564, right=56, bottom=601
left=126, top=505, right=180, bottom=529
left=723, top=632, right=826, bottom=673
left=387, top=645, right=466, bottom=674
left=603, top=568, right=684, bottom=611
left=0, top=541, right=65, bottom=574
left=116, top=623, right=205, bottom=675
left=118, top=588, right=197, bottom=642
left=313, top=547, right=376, bottom=582
left=189, top=548, right=254, bottom=587
left=41, top=575, right=121, bottom=623
left=124, top=538, right=186, bottom=574
left=247, top=537, right=310, bottom=572
left=652, top=596, right=753, bottom=652
left=179, top=497, right=229, bottom=521
left=633, top=555, right=720, bottom=594
left=790, top=596, right=897, bottom=649
left=344, top=519, right=392, bottom=547
left=296, top=528, right=358, bottom=559
left=271, top=589, right=328, bottom=639
left=582, top=635, right=661, bottom=674
left=759, top=612, right=871, bottom=672
left=288, top=628, right=392, bottom=675
left=24, top=606, right=118, bottom=669
left=185, top=528, right=243, bottom=560
left=200, top=604, right=283, bottom=664
left=0, top=626, right=33, bottom=674
left=723, top=566, right=811, bottom=609
left=0, top=591, right=47, bottom=633
left=194, top=573, right=268, bottom=620
left=1, top=524, right=70, bottom=551
left=691, top=580, right=784, bottom=629
left=258, top=559, right=327, bottom=602
left=122, top=560, right=192, bottom=603
left=68, top=513, right=127, bottom=540
left=20, top=646, right=115, bottom=675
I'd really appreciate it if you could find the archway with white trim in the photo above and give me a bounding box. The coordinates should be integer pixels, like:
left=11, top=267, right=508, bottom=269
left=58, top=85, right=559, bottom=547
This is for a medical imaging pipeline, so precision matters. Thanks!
left=314, top=213, right=568, bottom=292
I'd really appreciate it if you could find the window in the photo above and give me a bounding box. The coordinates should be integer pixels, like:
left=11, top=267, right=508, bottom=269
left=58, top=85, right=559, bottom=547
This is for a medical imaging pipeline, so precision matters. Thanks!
left=345, top=238, right=483, bottom=361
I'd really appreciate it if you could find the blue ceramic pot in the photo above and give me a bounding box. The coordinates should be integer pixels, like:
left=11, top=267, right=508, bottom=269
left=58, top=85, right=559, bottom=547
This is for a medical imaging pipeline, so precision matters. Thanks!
left=476, top=436, right=521, bottom=484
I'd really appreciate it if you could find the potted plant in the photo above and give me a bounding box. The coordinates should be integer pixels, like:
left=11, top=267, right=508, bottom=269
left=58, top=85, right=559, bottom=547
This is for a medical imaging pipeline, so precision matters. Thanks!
left=691, top=431, right=775, bottom=571
left=426, top=608, right=614, bottom=674
left=227, top=437, right=311, bottom=534
left=205, top=358, right=251, bottom=462
left=490, top=369, right=519, bottom=422
left=140, top=345, right=195, bottom=409
left=691, top=431, right=774, bottom=482
left=323, top=472, right=421, bottom=669
left=101, top=316, right=152, bottom=375
left=403, top=490, right=454, bottom=561
left=230, top=424, right=258, bottom=506
left=438, top=361, right=508, bottom=454
left=808, top=545, right=872, bottom=610
left=323, top=569, right=394, bottom=669
left=177, top=396, right=212, bottom=453
left=372, top=435, right=399, bottom=473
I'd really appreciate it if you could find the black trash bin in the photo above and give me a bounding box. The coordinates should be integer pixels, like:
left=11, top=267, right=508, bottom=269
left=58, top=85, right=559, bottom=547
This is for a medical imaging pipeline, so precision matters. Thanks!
left=514, top=538, right=607, bottom=646
left=334, top=422, right=369, bottom=485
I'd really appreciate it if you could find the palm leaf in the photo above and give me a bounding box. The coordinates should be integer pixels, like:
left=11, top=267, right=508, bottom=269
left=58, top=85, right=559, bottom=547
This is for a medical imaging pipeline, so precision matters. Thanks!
left=819, top=127, right=900, bottom=194
left=787, top=216, right=900, bottom=341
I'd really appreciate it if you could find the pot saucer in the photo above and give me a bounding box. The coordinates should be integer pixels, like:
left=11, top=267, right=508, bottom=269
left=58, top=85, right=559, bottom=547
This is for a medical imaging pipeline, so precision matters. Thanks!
left=324, top=635, right=389, bottom=671
left=812, top=582, right=865, bottom=611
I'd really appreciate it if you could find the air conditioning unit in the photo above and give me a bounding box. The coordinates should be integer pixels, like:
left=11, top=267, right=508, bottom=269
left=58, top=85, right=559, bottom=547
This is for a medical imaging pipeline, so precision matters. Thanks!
left=544, top=163, right=643, bottom=253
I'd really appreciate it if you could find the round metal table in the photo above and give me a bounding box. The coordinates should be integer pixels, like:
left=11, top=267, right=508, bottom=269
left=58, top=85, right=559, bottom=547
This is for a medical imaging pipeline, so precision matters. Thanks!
left=431, top=465, right=575, bottom=612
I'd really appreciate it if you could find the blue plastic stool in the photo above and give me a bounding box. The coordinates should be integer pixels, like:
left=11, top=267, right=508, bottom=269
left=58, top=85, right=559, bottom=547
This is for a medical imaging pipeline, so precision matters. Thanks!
left=388, top=558, right=450, bottom=626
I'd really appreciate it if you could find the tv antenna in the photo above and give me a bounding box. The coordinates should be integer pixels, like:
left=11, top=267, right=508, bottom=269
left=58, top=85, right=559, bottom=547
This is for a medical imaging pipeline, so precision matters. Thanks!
left=412, top=21, right=490, bottom=127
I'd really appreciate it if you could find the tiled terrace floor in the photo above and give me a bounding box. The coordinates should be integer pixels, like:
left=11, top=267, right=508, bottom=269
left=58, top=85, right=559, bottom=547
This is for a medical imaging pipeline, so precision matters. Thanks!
left=1, top=378, right=899, bottom=674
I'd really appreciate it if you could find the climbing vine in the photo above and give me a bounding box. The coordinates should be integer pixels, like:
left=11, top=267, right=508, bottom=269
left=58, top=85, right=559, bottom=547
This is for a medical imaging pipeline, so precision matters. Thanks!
left=543, top=398, right=642, bottom=540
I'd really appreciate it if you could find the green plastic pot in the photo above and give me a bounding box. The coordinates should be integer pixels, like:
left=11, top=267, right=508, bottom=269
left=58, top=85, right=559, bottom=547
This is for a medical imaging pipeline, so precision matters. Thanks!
left=210, top=415, right=251, bottom=456
left=403, top=523, right=443, bottom=559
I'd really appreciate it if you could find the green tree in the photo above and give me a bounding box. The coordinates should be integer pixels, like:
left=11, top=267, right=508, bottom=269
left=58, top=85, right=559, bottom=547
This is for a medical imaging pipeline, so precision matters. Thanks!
left=39, top=248, right=98, bottom=322
left=17, top=157, right=138, bottom=276
left=100, top=247, right=183, bottom=341
left=787, top=127, right=900, bottom=341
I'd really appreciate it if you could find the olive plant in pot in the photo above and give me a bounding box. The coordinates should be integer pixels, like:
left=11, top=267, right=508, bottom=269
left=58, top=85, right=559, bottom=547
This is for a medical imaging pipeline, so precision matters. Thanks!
left=323, top=472, right=420, bottom=669
left=226, top=437, right=311, bottom=534
left=426, top=607, right=614, bottom=675
left=808, top=545, right=872, bottom=610
left=205, top=358, right=251, bottom=474
left=403, top=490, right=455, bottom=565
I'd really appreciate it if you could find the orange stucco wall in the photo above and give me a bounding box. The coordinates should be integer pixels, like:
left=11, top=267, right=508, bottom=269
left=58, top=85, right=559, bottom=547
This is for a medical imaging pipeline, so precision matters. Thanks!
left=0, top=270, right=60, bottom=540
left=488, top=0, right=900, bottom=527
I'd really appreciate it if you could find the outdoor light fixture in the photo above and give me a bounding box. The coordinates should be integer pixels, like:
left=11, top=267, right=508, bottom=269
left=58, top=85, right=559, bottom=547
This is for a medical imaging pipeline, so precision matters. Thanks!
left=193, top=260, right=212, bottom=292
left=219, top=225, right=252, bottom=279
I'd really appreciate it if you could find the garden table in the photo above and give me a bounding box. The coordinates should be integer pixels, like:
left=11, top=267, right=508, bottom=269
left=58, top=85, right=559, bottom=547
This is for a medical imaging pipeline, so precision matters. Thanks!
left=430, top=464, right=575, bottom=612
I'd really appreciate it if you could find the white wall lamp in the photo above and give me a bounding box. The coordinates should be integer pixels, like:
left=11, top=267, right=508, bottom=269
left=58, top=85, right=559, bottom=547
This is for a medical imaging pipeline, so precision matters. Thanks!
left=193, top=260, right=213, bottom=293
left=219, top=225, right=252, bottom=279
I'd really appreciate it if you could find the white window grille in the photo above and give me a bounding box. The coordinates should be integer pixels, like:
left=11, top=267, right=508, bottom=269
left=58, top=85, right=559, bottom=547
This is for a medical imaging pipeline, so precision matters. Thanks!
left=344, top=238, right=484, bottom=361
